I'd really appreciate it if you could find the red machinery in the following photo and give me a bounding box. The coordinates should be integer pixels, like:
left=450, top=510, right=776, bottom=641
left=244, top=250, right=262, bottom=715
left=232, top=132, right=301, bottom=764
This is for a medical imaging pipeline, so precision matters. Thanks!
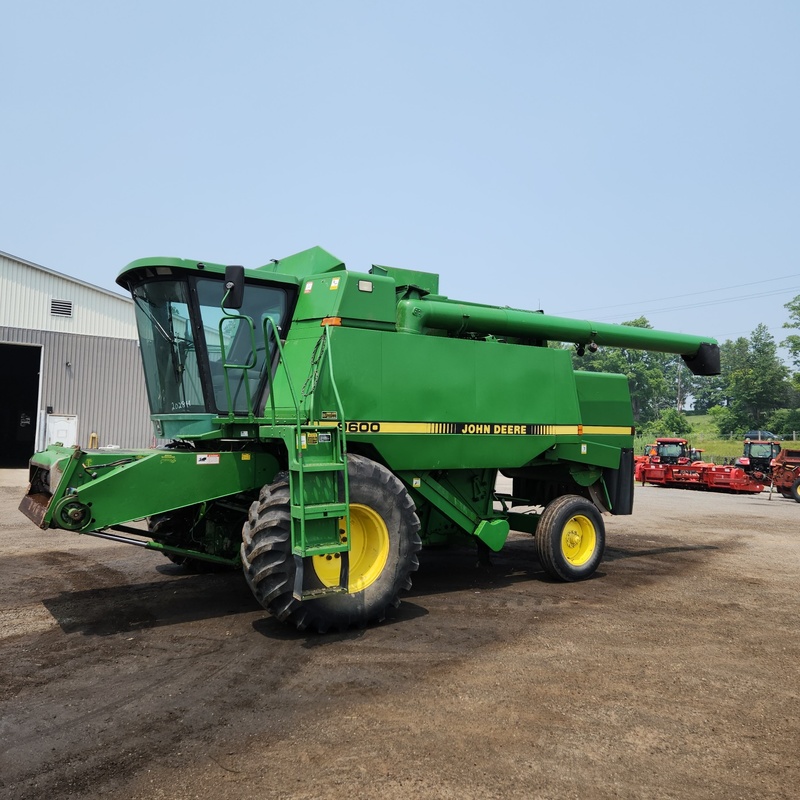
left=634, top=438, right=687, bottom=482
left=636, top=437, right=764, bottom=493
left=735, top=438, right=782, bottom=481
left=639, top=461, right=764, bottom=493
left=769, top=448, right=800, bottom=501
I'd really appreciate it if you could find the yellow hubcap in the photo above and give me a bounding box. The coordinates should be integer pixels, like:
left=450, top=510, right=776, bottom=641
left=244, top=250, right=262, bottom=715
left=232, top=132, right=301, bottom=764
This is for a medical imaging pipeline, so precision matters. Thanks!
left=560, top=514, right=597, bottom=566
left=312, top=504, right=390, bottom=593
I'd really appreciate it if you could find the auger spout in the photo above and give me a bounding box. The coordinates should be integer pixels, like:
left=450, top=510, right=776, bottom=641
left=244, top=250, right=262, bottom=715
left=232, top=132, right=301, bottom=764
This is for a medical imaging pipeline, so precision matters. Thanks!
left=395, top=297, right=720, bottom=376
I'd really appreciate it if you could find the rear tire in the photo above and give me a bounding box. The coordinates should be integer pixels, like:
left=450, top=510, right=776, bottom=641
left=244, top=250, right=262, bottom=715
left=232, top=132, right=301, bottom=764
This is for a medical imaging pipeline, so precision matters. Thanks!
left=240, top=455, right=421, bottom=632
left=790, top=478, right=800, bottom=503
left=535, top=494, right=605, bottom=581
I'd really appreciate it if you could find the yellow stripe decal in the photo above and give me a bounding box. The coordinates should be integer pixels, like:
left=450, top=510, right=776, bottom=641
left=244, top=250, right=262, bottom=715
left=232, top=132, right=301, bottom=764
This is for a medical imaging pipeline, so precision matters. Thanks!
left=582, top=425, right=636, bottom=435
left=335, top=421, right=634, bottom=436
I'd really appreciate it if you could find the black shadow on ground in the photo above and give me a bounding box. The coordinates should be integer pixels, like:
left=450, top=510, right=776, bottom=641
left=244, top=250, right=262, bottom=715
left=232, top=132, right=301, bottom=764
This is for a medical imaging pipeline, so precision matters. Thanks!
left=39, top=538, right=717, bottom=638
left=603, top=544, right=718, bottom=562
left=251, top=600, right=430, bottom=645
left=41, top=572, right=259, bottom=636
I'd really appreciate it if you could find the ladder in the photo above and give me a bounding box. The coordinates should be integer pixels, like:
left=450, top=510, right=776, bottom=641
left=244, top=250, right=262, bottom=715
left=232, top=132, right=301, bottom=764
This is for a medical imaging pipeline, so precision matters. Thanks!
left=290, top=422, right=350, bottom=599
left=224, top=316, right=352, bottom=600
left=290, top=325, right=351, bottom=600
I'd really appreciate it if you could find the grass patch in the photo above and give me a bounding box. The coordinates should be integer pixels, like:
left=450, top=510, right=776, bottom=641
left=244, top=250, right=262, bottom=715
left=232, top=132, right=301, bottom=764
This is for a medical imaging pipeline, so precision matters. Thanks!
left=635, top=414, right=746, bottom=463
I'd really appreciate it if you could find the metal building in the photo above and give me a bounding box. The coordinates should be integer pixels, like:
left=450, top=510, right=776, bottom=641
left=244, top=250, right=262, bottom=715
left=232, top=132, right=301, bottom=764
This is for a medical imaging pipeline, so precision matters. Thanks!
left=0, top=250, right=152, bottom=467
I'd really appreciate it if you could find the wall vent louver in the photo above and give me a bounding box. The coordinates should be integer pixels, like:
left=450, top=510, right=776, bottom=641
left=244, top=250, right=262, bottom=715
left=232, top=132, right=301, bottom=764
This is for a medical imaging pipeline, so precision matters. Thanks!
left=50, top=299, right=73, bottom=317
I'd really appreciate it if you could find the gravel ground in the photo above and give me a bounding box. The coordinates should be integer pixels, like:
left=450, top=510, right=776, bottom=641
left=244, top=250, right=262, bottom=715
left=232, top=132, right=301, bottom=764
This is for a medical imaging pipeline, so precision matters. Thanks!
left=1, top=471, right=798, bottom=800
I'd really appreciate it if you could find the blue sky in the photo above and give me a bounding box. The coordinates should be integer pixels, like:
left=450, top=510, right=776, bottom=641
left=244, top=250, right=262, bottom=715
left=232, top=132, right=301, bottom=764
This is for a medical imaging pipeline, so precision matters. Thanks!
left=2, top=1, right=799, bottom=348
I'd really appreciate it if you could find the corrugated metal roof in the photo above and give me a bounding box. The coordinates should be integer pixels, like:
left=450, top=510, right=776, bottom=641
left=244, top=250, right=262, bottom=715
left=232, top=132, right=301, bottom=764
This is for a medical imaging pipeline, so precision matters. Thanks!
left=0, top=251, right=138, bottom=339
left=0, top=249, right=130, bottom=301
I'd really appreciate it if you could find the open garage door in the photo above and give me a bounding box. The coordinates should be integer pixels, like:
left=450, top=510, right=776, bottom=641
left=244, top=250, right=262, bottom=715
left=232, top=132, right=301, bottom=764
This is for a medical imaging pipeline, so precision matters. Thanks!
left=0, top=343, right=41, bottom=467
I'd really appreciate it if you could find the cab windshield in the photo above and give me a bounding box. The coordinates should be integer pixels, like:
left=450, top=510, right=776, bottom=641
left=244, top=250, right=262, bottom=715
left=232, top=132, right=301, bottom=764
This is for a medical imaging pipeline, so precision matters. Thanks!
left=657, top=443, right=686, bottom=458
left=132, top=276, right=290, bottom=416
left=749, top=443, right=777, bottom=459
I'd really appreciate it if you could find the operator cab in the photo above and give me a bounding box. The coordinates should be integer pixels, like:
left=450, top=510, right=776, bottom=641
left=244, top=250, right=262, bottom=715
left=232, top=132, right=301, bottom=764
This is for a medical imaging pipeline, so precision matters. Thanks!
left=651, top=438, right=690, bottom=465
left=738, top=439, right=782, bottom=473
left=118, top=261, right=296, bottom=435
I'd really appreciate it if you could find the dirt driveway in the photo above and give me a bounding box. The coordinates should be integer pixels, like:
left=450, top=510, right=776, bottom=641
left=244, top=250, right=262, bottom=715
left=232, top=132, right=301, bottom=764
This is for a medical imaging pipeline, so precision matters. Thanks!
left=1, top=471, right=798, bottom=800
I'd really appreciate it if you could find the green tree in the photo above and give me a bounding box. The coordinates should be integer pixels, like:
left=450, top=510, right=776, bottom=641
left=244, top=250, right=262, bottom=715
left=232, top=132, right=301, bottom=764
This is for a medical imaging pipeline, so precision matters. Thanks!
left=782, top=295, right=800, bottom=369
left=709, top=325, right=790, bottom=434
left=707, top=404, right=740, bottom=436
left=701, top=337, right=751, bottom=423
left=729, top=324, right=788, bottom=420
left=690, top=374, right=726, bottom=413
left=765, top=407, right=800, bottom=437
left=638, top=407, right=693, bottom=439
left=659, top=408, right=693, bottom=437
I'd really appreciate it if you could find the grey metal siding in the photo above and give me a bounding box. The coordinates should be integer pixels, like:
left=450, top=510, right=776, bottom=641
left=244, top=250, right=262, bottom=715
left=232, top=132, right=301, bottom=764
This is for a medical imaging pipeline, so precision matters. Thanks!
left=1, top=327, right=152, bottom=449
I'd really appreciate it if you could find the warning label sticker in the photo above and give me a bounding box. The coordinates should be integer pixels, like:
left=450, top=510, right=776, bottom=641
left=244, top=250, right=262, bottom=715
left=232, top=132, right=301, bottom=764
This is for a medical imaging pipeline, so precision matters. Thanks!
left=196, top=454, right=220, bottom=465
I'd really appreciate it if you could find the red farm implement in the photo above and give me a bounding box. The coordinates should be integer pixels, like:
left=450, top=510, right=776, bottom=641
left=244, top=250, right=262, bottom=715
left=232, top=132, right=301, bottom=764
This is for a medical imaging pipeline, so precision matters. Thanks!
left=769, top=448, right=800, bottom=501
left=639, top=462, right=764, bottom=494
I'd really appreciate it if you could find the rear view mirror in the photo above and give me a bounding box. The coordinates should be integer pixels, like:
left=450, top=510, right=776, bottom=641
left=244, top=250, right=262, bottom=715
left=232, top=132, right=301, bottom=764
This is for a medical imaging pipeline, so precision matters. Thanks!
left=223, top=265, right=245, bottom=309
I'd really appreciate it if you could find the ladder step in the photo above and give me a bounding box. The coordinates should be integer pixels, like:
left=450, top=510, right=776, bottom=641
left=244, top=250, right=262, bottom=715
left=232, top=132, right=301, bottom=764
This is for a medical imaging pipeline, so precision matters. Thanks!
left=293, top=542, right=348, bottom=556
left=291, top=503, right=348, bottom=520
left=292, top=553, right=350, bottom=600
left=291, top=462, right=345, bottom=473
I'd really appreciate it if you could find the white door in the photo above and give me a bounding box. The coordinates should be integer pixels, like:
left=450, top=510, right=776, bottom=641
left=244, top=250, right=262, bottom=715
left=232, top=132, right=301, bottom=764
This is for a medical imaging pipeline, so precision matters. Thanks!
left=46, top=414, right=78, bottom=447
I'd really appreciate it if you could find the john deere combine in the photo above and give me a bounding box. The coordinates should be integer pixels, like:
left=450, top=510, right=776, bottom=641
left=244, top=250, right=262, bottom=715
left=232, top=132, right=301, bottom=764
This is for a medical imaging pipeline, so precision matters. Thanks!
left=19, top=247, right=720, bottom=631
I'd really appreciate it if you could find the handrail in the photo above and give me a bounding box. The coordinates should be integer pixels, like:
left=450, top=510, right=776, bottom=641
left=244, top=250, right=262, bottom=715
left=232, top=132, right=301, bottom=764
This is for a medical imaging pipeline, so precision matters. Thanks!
left=261, top=316, right=310, bottom=556
left=320, top=323, right=350, bottom=567
left=322, top=324, right=348, bottom=458
left=300, top=332, right=327, bottom=422
left=261, top=316, right=303, bottom=431
left=217, top=309, right=258, bottom=422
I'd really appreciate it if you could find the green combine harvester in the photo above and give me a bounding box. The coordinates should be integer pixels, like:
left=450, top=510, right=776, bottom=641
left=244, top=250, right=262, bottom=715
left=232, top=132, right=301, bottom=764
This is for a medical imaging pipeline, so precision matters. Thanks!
left=19, top=247, right=720, bottom=632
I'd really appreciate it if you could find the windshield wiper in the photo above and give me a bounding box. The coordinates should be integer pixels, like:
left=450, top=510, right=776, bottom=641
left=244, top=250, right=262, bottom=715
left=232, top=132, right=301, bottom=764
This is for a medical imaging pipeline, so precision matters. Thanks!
left=133, top=294, right=175, bottom=345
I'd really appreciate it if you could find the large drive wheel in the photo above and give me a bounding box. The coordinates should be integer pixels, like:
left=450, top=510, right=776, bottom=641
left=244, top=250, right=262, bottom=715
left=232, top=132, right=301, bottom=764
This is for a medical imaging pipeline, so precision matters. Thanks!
left=240, top=455, right=422, bottom=632
left=790, top=478, right=800, bottom=503
left=535, top=494, right=605, bottom=581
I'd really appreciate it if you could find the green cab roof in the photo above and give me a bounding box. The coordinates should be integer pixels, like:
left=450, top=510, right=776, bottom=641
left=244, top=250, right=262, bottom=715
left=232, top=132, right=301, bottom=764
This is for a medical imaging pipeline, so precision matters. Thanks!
left=116, top=246, right=345, bottom=291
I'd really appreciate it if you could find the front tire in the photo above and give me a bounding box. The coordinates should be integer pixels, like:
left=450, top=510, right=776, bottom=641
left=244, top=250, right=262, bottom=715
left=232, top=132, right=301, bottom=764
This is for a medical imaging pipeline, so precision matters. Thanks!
left=240, top=455, right=421, bottom=632
left=535, top=495, right=605, bottom=581
left=790, top=478, right=800, bottom=503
